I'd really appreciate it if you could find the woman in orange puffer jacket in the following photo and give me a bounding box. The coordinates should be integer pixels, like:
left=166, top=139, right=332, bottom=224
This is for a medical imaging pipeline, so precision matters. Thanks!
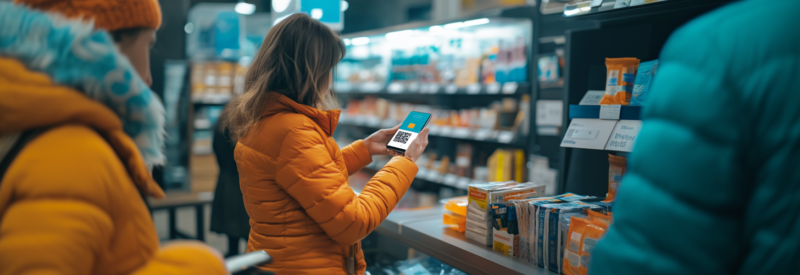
left=224, top=13, right=429, bottom=275
left=0, top=1, right=226, bottom=274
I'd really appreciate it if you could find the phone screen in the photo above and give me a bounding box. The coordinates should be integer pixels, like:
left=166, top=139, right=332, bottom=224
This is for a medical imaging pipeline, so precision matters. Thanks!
left=387, top=111, right=431, bottom=152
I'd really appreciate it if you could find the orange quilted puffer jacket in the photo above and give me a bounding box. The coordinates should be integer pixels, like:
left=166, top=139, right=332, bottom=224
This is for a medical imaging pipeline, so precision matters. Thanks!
left=235, top=93, right=419, bottom=275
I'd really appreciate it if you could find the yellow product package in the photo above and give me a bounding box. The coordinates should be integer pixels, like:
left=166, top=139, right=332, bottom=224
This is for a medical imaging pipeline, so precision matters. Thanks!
left=599, top=58, right=640, bottom=105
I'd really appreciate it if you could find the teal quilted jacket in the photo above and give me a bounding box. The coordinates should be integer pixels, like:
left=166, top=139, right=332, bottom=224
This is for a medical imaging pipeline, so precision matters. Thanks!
left=590, top=0, right=800, bottom=274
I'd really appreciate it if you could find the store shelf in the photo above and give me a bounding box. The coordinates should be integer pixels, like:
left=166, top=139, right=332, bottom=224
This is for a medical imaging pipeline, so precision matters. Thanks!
left=361, top=165, right=473, bottom=190
left=564, top=0, right=730, bottom=23
left=192, top=94, right=231, bottom=104
left=568, top=104, right=641, bottom=120
left=336, top=82, right=530, bottom=96
left=377, top=208, right=557, bottom=275
left=338, top=115, right=526, bottom=146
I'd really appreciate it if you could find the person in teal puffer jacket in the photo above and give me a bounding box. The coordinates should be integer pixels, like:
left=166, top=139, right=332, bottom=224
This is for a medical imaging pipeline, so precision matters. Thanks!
left=590, top=0, right=800, bottom=274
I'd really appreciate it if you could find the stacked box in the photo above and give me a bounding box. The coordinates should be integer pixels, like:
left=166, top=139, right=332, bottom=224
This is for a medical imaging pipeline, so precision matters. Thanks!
left=467, top=182, right=545, bottom=246
left=535, top=201, right=602, bottom=273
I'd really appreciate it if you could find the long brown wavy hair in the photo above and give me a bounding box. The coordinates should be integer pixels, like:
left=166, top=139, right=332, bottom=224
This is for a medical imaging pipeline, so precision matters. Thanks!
left=223, top=13, right=345, bottom=142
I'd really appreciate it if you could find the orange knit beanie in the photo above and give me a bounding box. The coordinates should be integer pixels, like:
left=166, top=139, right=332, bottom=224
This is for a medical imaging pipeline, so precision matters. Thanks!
left=15, top=0, right=162, bottom=31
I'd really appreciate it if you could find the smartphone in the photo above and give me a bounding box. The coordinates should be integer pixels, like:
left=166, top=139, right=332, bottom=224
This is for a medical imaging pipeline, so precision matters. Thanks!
left=226, top=250, right=272, bottom=274
left=387, top=111, right=432, bottom=155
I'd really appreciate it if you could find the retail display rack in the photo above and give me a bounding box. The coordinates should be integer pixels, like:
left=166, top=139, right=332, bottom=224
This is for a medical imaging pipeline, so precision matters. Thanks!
left=557, top=0, right=733, bottom=197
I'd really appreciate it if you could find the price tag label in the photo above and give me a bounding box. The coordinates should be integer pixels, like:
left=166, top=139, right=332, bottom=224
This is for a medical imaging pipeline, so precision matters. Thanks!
left=474, top=129, right=492, bottom=140
left=445, top=84, right=458, bottom=94
left=428, top=125, right=442, bottom=135
left=407, top=82, right=420, bottom=93
left=352, top=116, right=366, bottom=126
left=457, top=177, right=472, bottom=190
left=502, top=82, right=519, bottom=94
left=428, top=171, right=443, bottom=182
left=560, top=118, right=617, bottom=150
left=365, top=116, right=381, bottom=127
left=335, top=82, right=353, bottom=93
left=536, top=100, right=563, bottom=126
left=466, top=84, right=481, bottom=94
left=381, top=119, right=397, bottom=128
left=442, top=174, right=458, bottom=186
left=486, top=83, right=501, bottom=94
left=599, top=105, right=622, bottom=120
left=579, top=90, right=605, bottom=105
left=387, top=82, right=404, bottom=93
left=497, top=131, right=514, bottom=143
left=604, top=120, right=642, bottom=152
left=451, top=127, right=471, bottom=138
left=439, top=126, right=454, bottom=137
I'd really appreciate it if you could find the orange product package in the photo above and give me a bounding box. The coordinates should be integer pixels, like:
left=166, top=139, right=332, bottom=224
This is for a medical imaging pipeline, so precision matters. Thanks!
left=577, top=221, right=608, bottom=275
left=443, top=196, right=468, bottom=233
left=587, top=209, right=612, bottom=226
left=562, top=216, right=590, bottom=275
left=599, top=58, right=640, bottom=105
left=606, top=154, right=627, bottom=202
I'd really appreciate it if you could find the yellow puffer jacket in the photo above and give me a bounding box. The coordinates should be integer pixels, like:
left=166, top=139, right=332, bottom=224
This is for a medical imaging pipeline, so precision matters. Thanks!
left=236, top=93, right=419, bottom=275
left=0, top=57, right=227, bottom=275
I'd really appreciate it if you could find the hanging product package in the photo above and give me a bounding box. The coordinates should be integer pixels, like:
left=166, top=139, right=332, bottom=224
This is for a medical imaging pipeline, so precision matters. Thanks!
left=606, top=154, right=627, bottom=202
left=630, top=60, right=659, bottom=106
left=599, top=58, right=640, bottom=105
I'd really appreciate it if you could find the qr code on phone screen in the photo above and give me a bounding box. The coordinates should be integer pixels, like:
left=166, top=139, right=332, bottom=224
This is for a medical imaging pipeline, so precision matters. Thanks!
left=393, top=131, right=412, bottom=144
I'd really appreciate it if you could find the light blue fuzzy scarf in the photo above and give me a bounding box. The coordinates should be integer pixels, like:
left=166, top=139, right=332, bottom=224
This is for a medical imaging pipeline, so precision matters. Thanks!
left=0, top=3, right=166, bottom=166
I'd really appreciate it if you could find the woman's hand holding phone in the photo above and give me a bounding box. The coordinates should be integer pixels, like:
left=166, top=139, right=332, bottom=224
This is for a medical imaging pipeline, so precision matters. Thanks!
left=364, top=125, right=401, bottom=156
left=402, top=127, right=429, bottom=162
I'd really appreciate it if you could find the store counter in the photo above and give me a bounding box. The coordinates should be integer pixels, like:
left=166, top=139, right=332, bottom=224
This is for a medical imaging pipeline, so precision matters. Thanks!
left=377, top=208, right=556, bottom=275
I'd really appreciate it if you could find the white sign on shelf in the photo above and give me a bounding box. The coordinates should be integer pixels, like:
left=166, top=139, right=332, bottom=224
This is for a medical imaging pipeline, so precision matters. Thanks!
left=351, top=116, right=366, bottom=126
left=445, top=84, right=458, bottom=94
left=604, top=120, right=642, bottom=152
left=486, top=83, right=501, bottom=94
left=456, top=177, right=472, bottom=190
left=381, top=119, right=397, bottom=128
left=497, top=131, right=515, bottom=144
left=442, top=174, right=458, bottom=186
left=599, top=105, right=622, bottom=120
left=406, top=82, right=420, bottom=93
left=451, top=127, right=471, bottom=138
left=365, top=116, right=381, bottom=127
left=466, top=84, right=481, bottom=94
left=387, top=82, right=404, bottom=93
left=536, top=100, right=563, bottom=126
left=560, top=118, right=618, bottom=150
left=474, top=129, right=493, bottom=140
left=502, top=82, right=519, bottom=94
left=428, top=125, right=442, bottom=135
left=439, top=126, right=454, bottom=137
left=578, top=90, right=605, bottom=105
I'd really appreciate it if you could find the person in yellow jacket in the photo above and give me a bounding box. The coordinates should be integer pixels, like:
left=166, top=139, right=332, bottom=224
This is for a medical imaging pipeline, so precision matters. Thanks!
left=0, top=1, right=227, bottom=275
left=224, top=14, right=429, bottom=275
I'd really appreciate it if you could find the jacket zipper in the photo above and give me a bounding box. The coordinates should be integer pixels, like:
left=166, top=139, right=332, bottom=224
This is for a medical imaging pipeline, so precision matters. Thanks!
left=347, top=243, right=358, bottom=275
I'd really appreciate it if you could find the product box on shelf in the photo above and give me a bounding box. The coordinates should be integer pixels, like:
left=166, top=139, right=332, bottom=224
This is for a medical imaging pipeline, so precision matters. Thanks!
left=535, top=201, right=602, bottom=273
left=467, top=182, right=546, bottom=246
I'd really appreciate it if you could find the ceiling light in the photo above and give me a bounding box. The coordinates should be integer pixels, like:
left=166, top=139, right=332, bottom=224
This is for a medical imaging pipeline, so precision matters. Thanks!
left=272, top=0, right=291, bottom=13
left=341, top=0, right=349, bottom=12
left=235, top=2, right=256, bottom=15
left=351, top=37, right=370, bottom=46
left=310, top=8, right=323, bottom=19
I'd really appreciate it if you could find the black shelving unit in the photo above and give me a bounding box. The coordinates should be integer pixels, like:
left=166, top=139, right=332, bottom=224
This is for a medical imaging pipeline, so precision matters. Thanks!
left=334, top=7, right=541, bottom=196
left=557, top=0, right=734, bottom=196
